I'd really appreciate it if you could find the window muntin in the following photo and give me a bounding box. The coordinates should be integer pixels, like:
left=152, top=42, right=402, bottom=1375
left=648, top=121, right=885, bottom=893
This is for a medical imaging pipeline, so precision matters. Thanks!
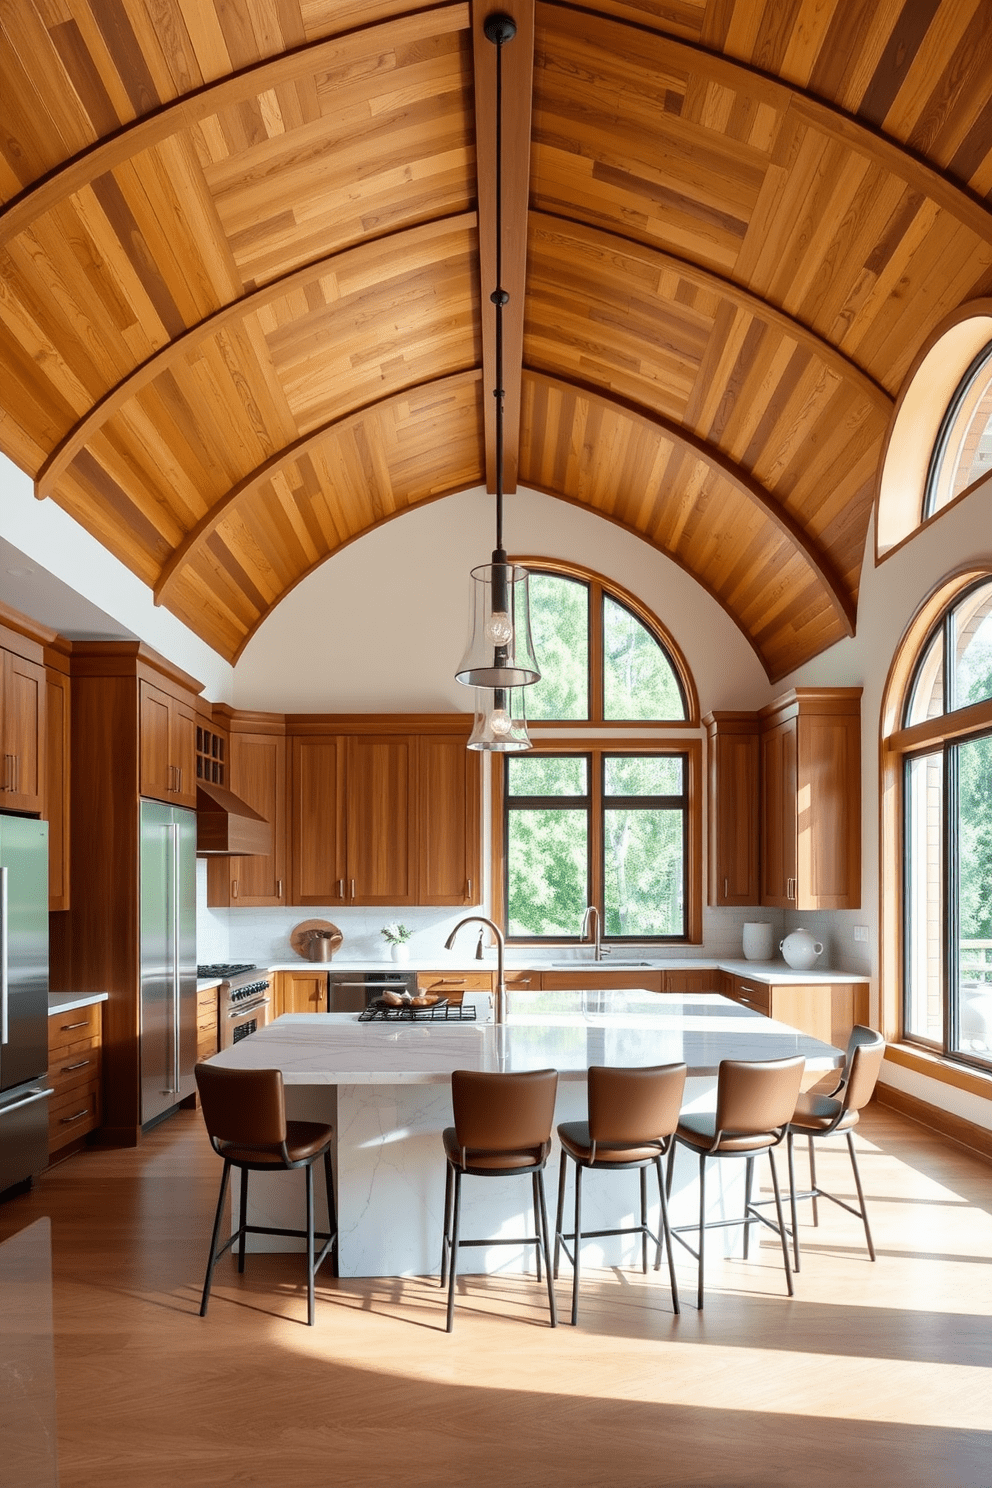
left=924, top=340, right=992, bottom=519
left=505, top=750, right=689, bottom=942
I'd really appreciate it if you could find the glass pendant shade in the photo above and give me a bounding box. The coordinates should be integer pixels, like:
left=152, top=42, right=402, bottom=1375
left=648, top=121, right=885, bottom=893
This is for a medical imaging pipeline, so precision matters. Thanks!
left=467, top=687, right=531, bottom=751
left=455, top=562, right=540, bottom=688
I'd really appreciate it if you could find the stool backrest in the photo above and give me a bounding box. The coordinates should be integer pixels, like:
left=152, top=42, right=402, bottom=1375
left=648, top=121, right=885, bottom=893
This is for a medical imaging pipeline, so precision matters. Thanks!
left=715, top=1056, right=805, bottom=1136
left=195, top=1063, right=287, bottom=1149
left=587, top=1063, right=686, bottom=1146
left=841, top=1027, right=886, bottom=1113
left=451, top=1068, right=558, bottom=1160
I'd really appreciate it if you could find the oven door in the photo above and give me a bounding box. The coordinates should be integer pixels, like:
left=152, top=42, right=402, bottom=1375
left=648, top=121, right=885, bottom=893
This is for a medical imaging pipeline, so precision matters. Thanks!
left=327, top=972, right=417, bottom=1012
left=221, top=996, right=271, bottom=1049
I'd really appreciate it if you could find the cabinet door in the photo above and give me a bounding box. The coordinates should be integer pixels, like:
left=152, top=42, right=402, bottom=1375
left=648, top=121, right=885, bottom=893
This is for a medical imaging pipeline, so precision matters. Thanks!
left=290, top=736, right=345, bottom=904
left=139, top=681, right=174, bottom=804
left=2, top=649, right=46, bottom=813
left=709, top=726, right=759, bottom=905
left=171, top=700, right=197, bottom=808
left=275, top=971, right=328, bottom=1014
left=226, top=733, right=287, bottom=906
left=344, top=735, right=417, bottom=905
left=797, top=712, right=861, bottom=909
left=662, top=969, right=713, bottom=993
left=540, top=970, right=664, bottom=992
left=419, top=735, right=480, bottom=905
left=46, top=669, right=71, bottom=910
left=760, top=717, right=797, bottom=907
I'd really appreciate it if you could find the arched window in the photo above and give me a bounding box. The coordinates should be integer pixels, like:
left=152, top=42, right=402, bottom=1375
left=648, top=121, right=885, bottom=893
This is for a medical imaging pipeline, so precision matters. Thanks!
left=923, top=342, right=992, bottom=520
left=496, top=563, right=701, bottom=945
left=888, top=576, right=992, bottom=1068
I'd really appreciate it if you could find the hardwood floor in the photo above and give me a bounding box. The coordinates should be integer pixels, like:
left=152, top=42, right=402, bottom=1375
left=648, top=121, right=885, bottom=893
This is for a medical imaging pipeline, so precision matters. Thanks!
left=2, top=1105, right=991, bottom=1488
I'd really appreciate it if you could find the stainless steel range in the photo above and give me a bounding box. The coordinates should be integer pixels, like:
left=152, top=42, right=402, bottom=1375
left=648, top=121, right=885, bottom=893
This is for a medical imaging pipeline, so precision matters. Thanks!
left=198, top=964, right=272, bottom=1048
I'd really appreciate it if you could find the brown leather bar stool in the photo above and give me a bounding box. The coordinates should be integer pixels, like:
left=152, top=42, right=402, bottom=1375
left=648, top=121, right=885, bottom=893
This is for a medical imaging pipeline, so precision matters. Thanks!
left=786, top=1025, right=886, bottom=1269
left=440, top=1068, right=559, bottom=1332
left=667, top=1055, right=805, bottom=1310
left=195, top=1063, right=337, bottom=1326
left=553, top=1063, right=686, bottom=1325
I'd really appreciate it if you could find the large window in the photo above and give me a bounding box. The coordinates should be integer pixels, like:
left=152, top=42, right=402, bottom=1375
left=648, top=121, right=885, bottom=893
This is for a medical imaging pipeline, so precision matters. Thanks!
left=924, top=340, right=992, bottom=519
left=496, top=564, right=701, bottom=944
left=902, top=578, right=992, bottom=1068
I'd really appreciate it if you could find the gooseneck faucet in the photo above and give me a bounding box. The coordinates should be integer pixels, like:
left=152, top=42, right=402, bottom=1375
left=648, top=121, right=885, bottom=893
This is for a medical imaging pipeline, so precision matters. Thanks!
left=445, top=916, right=506, bottom=1024
left=581, top=904, right=607, bottom=961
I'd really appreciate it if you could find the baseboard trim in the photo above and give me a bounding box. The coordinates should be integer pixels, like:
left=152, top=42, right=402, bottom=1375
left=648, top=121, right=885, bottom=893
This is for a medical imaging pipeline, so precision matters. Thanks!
left=875, top=1086, right=992, bottom=1165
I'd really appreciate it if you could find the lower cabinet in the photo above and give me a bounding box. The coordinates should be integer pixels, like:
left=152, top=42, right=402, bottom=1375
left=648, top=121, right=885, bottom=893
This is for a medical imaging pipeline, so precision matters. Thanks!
left=730, top=974, right=869, bottom=1048
left=416, top=970, right=494, bottom=1007
left=274, top=970, right=329, bottom=1015
left=662, top=969, right=714, bottom=993
left=48, top=1001, right=102, bottom=1156
left=196, top=986, right=219, bottom=1062
left=540, top=970, right=664, bottom=992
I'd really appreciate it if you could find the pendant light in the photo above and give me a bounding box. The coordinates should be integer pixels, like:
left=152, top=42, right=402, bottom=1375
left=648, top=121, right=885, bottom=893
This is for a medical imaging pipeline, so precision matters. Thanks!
left=455, top=13, right=540, bottom=710
left=467, top=686, right=531, bottom=751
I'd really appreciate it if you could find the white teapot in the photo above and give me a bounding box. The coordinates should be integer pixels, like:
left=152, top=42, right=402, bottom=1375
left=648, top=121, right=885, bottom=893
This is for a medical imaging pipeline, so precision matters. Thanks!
left=779, top=927, right=823, bottom=971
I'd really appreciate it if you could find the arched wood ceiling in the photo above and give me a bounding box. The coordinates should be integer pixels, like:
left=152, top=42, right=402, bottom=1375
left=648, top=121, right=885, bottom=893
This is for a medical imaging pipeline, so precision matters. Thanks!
left=1, top=0, right=991, bottom=679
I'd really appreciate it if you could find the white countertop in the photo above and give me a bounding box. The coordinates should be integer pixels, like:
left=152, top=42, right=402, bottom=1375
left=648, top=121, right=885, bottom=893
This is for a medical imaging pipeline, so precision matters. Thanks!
left=48, top=991, right=109, bottom=1016
left=243, top=956, right=868, bottom=985
left=208, top=991, right=844, bottom=1084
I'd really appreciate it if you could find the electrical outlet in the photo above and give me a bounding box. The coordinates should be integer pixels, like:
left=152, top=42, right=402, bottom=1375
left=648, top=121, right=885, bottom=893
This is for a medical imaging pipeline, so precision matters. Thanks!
left=854, top=925, right=869, bottom=943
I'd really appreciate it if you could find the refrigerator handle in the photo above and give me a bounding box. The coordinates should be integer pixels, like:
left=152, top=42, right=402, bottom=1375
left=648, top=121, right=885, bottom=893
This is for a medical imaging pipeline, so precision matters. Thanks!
left=1, top=865, right=7, bottom=1045
left=171, top=823, right=181, bottom=1097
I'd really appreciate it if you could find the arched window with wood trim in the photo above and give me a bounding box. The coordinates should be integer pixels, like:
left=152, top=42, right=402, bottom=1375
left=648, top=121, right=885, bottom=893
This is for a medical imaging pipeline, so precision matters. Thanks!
left=495, top=562, right=702, bottom=945
left=883, top=573, right=992, bottom=1071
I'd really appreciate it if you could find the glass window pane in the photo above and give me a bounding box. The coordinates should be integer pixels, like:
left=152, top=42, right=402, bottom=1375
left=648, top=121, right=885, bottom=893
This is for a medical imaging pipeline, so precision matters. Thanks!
left=605, top=755, right=683, bottom=797
left=906, top=630, right=944, bottom=726
left=507, top=809, right=589, bottom=936
left=526, top=574, right=588, bottom=720
left=604, top=808, right=684, bottom=937
left=951, top=581, right=992, bottom=710
left=904, top=753, right=944, bottom=1043
left=603, top=596, right=685, bottom=720
left=953, top=734, right=992, bottom=1060
left=507, top=755, right=587, bottom=797
left=926, top=342, right=992, bottom=515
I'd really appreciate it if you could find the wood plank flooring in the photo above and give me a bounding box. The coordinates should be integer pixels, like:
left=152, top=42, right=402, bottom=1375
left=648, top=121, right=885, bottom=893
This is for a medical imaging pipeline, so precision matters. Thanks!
left=2, top=1104, right=990, bottom=1488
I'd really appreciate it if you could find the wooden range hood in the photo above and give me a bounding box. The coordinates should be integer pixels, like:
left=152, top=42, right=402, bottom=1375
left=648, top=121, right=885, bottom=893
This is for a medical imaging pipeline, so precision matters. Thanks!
left=196, top=781, right=272, bottom=858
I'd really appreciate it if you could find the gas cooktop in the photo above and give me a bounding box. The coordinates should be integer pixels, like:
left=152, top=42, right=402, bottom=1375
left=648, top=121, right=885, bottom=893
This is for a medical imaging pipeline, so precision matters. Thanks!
left=197, top=962, right=257, bottom=979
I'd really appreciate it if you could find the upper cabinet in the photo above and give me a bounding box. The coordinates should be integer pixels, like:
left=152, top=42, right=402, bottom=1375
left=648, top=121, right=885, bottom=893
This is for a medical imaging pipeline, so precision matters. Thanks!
left=208, top=722, right=288, bottom=906
left=139, top=681, right=196, bottom=808
left=0, top=638, right=46, bottom=814
left=345, top=734, right=418, bottom=906
left=45, top=653, right=71, bottom=911
left=704, top=712, right=760, bottom=907
left=759, top=689, right=862, bottom=910
left=418, top=733, right=480, bottom=906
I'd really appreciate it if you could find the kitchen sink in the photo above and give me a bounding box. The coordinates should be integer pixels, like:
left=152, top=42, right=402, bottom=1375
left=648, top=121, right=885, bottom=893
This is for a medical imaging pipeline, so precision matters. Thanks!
left=546, top=959, right=654, bottom=969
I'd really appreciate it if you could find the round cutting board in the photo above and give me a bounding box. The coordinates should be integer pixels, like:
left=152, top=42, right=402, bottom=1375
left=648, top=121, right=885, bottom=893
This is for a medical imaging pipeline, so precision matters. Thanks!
left=290, top=919, right=343, bottom=961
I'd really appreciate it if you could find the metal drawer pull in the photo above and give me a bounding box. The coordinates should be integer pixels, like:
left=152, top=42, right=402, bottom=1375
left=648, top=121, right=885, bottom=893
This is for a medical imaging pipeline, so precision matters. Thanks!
left=62, top=1060, right=92, bottom=1072
left=61, top=1109, right=90, bottom=1124
left=60, top=1020, right=90, bottom=1030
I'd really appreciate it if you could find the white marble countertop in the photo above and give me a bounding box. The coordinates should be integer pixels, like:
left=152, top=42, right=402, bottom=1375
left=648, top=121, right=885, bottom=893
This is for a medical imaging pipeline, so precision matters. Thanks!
left=48, top=991, right=109, bottom=1016
left=232, top=956, right=868, bottom=985
left=208, top=992, right=844, bottom=1084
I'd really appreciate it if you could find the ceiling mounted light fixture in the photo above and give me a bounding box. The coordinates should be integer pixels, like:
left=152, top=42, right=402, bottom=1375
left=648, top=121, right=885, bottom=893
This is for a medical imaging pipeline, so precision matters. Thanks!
left=467, top=686, right=531, bottom=752
left=455, top=12, right=540, bottom=720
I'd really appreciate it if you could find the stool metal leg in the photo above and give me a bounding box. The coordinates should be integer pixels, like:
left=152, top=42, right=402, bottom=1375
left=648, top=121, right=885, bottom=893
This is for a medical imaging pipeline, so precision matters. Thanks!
left=696, top=1154, right=706, bottom=1311
left=536, top=1169, right=557, bottom=1328
left=639, top=1167, right=648, bottom=1274
left=654, top=1155, right=680, bottom=1315
left=742, top=1156, right=754, bottom=1260
left=808, top=1135, right=819, bottom=1226
left=532, top=1171, right=543, bottom=1282
left=553, top=1149, right=568, bottom=1278
left=305, top=1161, right=316, bottom=1326
left=767, top=1147, right=794, bottom=1297
left=440, top=1162, right=453, bottom=1288
left=200, top=1159, right=232, bottom=1317
left=446, top=1168, right=463, bottom=1333
left=787, top=1131, right=801, bottom=1272
left=846, top=1131, right=876, bottom=1261
left=571, top=1161, right=583, bottom=1326
left=237, top=1168, right=249, bottom=1273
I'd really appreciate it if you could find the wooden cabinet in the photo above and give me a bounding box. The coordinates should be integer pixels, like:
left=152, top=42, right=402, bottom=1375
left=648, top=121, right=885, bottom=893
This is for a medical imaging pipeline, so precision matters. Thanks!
left=541, top=969, right=664, bottom=992
left=704, top=712, right=760, bottom=906
left=759, top=689, right=861, bottom=910
left=210, top=729, right=287, bottom=906
left=274, top=970, right=328, bottom=1015
left=196, top=986, right=219, bottom=1063
left=139, top=680, right=196, bottom=808
left=345, top=734, right=418, bottom=905
left=729, top=973, right=869, bottom=1049
left=662, top=969, right=714, bottom=993
left=290, top=735, right=342, bottom=903
left=45, top=660, right=71, bottom=911
left=48, top=1001, right=102, bottom=1156
left=0, top=641, right=46, bottom=814
left=416, top=970, right=493, bottom=1006
left=418, top=734, right=480, bottom=905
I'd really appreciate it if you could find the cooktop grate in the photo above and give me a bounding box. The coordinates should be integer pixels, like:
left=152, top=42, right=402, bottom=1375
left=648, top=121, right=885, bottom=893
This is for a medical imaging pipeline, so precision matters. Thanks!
left=359, top=1000, right=477, bottom=1022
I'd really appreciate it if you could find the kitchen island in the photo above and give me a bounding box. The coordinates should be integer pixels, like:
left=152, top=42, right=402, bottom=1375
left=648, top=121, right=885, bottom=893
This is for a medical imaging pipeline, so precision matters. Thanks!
left=207, top=991, right=844, bottom=1278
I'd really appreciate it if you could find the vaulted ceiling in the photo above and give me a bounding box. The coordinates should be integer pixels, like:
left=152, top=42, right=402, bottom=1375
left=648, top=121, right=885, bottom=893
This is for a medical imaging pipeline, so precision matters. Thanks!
left=1, top=0, right=990, bottom=679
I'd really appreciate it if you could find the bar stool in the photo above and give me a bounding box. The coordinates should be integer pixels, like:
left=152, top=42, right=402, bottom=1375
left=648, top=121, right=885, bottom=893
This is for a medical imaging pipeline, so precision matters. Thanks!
left=195, top=1063, right=337, bottom=1327
left=553, top=1062, right=686, bottom=1325
left=786, top=1025, right=886, bottom=1269
left=440, top=1068, right=558, bottom=1332
left=667, top=1055, right=805, bottom=1309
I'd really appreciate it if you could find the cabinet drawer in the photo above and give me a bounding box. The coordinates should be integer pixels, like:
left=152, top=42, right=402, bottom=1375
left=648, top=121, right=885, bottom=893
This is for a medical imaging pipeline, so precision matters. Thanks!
left=417, top=972, right=493, bottom=993
left=505, top=971, right=540, bottom=989
left=49, top=1003, right=101, bottom=1054
left=49, top=1081, right=101, bottom=1151
left=733, top=978, right=771, bottom=1015
left=48, top=1038, right=101, bottom=1100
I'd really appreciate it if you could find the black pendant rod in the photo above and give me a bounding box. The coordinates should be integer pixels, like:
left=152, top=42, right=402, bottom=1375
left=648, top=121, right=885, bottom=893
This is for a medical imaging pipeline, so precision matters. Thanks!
left=486, top=12, right=515, bottom=567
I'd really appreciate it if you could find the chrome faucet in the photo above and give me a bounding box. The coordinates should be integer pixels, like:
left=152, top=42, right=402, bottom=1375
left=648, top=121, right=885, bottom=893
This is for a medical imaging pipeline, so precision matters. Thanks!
left=581, top=904, right=608, bottom=961
left=445, top=916, right=507, bottom=1024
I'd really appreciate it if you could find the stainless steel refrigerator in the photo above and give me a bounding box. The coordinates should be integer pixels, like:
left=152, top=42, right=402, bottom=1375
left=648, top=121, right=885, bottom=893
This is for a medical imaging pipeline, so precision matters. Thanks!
left=140, top=800, right=196, bottom=1126
left=0, top=815, right=51, bottom=1194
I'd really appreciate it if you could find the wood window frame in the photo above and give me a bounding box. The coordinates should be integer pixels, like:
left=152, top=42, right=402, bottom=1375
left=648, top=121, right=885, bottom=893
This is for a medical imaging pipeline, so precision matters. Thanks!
left=513, top=557, right=700, bottom=728
left=491, top=738, right=703, bottom=946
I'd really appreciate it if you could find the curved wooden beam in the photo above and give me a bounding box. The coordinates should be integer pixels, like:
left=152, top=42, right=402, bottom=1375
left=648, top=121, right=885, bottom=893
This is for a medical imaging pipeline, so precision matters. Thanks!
left=154, top=368, right=482, bottom=606
left=0, top=3, right=471, bottom=250
left=529, top=211, right=893, bottom=417
left=522, top=366, right=858, bottom=638
left=35, top=212, right=477, bottom=504
left=540, top=0, right=992, bottom=247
